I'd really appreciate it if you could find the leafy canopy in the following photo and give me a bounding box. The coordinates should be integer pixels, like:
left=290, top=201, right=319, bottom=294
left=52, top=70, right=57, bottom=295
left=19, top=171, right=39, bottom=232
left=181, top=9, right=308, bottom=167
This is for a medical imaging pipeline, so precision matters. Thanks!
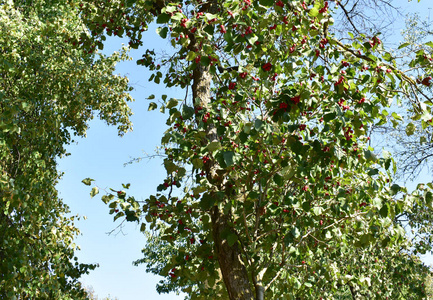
left=82, top=0, right=433, bottom=299
left=0, top=0, right=133, bottom=298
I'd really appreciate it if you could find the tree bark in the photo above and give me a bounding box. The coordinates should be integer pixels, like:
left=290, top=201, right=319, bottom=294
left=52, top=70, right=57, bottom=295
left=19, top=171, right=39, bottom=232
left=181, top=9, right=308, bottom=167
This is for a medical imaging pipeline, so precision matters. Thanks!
left=211, top=206, right=255, bottom=300
left=192, top=53, right=255, bottom=300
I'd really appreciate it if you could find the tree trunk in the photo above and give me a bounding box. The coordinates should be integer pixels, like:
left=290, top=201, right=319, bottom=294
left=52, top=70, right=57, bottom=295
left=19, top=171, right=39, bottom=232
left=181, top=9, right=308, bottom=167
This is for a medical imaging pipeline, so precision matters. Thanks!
left=192, top=57, right=255, bottom=300
left=190, top=2, right=255, bottom=297
left=211, top=206, right=255, bottom=300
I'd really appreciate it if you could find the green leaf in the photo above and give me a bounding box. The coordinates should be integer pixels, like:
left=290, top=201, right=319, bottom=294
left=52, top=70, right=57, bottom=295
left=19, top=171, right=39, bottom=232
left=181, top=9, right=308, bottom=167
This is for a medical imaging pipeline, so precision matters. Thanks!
left=246, top=34, right=258, bottom=45
left=114, top=212, right=125, bottom=221
left=125, top=211, right=139, bottom=222
left=171, top=12, right=184, bottom=21
left=405, top=122, right=416, bottom=136
left=398, top=42, right=410, bottom=49
left=186, top=51, right=196, bottom=61
left=200, top=193, right=215, bottom=210
left=254, top=119, right=264, bottom=131
left=166, top=98, right=178, bottom=109
left=309, top=7, right=319, bottom=17
left=101, top=195, right=110, bottom=204
left=207, top=141, right=221, bottom=152
left=382, top=52, right=393, bottom=62
left=182, top=105, right=194, bottom=119
left=302, top=201, right=311, bottom=212
left=293, top=277, right=302, bottom=289
left=82, top=178, right=94, bottom=186
left=156, top=13, right=170, bottom=24
left=335, top=147, right=345, bottom=160
left=364, top=150, right=377, bottom=162
left=164, top=159, right=177, bottom=173
left=227, top=233, right=238, bottom=247
left=367, top=168, right=379, bottom=176
left=204, top=13, right=218, bottom=21
left=223, top=151, right=235, bottom=167
left=425, top=191, right=433, bottom=208
left=140, top=223, right=146, bottom=232
left=259, top=0, right=273, bottom=7
left=273, top=173, right=283, bottom=186
left=379, top=203, right=389, bottom=217
left=90, top=187, right=99, bottom=198
left=203, top=25, right=214, bottom=36
left=324, top=113, right=336, bottom=122
left=156, top=27, right=168, bottom=39
left=243, top=123, right=253, bottom=133
left=192, top=158, right=203, bottom=169
left=391, top=112, right=402, bottom=121
left=148, top=102, right=157, bottom=111
left=312, top=206, right=323, bottom=216
left=224, top=31, right=234, bottom=44
left=200, top=56, right=211, bottom=66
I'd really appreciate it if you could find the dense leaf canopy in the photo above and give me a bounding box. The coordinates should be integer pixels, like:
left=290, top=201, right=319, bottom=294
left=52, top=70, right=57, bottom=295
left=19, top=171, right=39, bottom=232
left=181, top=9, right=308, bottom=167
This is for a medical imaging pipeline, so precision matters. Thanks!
left=0, top=1, right=132, bottom=298
left=4, top=0, right=433, bottom=299
left=79, top=0, right=433, bottom=299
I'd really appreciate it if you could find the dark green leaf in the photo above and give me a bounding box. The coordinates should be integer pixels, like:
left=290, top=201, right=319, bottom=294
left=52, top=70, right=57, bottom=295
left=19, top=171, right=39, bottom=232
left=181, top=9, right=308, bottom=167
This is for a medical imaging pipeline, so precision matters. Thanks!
left=259, top=0, right=274, bottom=7
left=156, top=27, right=168, bottom=39
left=223, top=151, right=235, bottom=167
left=227, top=233, right=238, bottom=247
left=156, top=13, right=170, bottom=24
left=379, top=203, right=389, bottom=218
left=273, top=173, right=283, bottom=186
left=148, top=102, right=157, bottom=111
left=254, top=119, right=264, bottom=131
left=200, top=193, right=215, bottom=210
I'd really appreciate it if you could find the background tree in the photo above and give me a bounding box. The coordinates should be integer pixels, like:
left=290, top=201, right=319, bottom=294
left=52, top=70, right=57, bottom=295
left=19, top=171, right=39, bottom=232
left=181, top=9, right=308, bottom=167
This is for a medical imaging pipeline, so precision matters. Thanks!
left=0, top=1, right=133, bottom=298
left=331, top=0, right=402, bottom=39
left=371, top=11, right=433, bottom=181
left=80, top=0, right=433, bottom=299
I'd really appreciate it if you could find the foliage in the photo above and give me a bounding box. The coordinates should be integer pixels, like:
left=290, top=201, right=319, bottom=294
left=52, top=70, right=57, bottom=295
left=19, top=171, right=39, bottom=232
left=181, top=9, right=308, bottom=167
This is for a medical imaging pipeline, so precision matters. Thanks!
left=425, top=271, right=433, bottom=299
left=82, top=0, right=433, bottom=299
left=0, top=0, right=133, bottom=298
left=372, top=12, right=433, bottom=181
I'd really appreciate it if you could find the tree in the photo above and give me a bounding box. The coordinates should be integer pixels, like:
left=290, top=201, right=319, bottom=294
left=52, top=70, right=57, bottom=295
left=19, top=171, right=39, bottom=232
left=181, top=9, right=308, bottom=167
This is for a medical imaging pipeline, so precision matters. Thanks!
left=370, top=11, right=433, bottom=181
left=331, top=0, right=402, bottom=39
left=81, top=0, right=433, bottom=299
left=0, top=1, right=133, bottom=298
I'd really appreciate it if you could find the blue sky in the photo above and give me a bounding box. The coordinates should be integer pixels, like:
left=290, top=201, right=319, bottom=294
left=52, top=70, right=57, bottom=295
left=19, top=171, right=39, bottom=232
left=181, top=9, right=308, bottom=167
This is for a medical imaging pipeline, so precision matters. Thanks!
left=56, top=1, right=433, bottom=299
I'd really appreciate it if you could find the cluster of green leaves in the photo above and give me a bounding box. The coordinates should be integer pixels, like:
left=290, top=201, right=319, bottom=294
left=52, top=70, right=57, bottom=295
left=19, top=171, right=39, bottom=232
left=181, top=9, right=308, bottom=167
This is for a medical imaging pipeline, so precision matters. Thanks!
left=0, top=0, right=133, bottom=298
left=82, top=0, right=433, bottom=299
